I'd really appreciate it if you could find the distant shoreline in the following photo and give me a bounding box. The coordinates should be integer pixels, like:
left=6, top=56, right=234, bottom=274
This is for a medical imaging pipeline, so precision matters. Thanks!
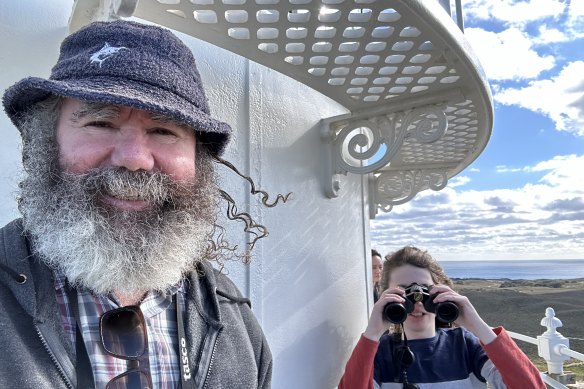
left=452, top=277, right=584, bottom=282
left=453, top=276, right=584, bottom=284
left=440, top=260, right=584, bottom=281
left=452, top=277, right=584, bottom=295
left=440, top=259, right=584, bottom=262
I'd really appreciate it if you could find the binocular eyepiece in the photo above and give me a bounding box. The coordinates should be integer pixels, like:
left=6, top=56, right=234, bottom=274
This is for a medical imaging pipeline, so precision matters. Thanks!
left=382, top=283, right=459, bottom=324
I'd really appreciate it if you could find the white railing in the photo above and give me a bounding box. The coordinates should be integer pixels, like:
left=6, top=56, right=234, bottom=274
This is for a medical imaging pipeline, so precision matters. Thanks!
left=507, top=307, right=584, bottom=388
left=437, top=0, right=465, bottom=31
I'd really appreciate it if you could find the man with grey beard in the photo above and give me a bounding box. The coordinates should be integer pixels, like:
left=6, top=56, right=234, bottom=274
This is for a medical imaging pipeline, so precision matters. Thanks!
left=0, top=20, right=272, bottom=389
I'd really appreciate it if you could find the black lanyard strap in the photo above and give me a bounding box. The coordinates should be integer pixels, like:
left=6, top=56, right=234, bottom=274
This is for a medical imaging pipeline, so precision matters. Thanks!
left=176, top=292, right=195, bottom=389
left=66, top=285, right=96, bottom=389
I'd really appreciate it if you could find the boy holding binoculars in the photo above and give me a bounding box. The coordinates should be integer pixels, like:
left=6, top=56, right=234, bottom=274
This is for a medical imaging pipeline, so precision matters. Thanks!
left=338, top=246, right=545, bottom=389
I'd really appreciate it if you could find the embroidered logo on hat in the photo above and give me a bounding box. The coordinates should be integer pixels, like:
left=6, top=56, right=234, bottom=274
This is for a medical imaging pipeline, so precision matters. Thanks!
left=89, top=42, right=128, bottom=67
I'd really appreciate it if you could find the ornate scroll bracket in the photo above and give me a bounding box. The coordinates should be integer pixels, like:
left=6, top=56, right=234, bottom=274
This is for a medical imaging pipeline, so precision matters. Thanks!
left=321, top=101, right=451, bottom=212
left=368, top=168, right=449, bottom=218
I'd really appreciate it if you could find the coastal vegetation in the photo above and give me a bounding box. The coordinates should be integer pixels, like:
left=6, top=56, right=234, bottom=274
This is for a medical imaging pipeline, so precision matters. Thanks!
left=453, top=278, right=584, bottom=383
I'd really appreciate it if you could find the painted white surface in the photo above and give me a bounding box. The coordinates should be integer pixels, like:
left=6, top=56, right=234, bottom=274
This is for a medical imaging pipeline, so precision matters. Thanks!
left=0, top=2, right=372, bottom=388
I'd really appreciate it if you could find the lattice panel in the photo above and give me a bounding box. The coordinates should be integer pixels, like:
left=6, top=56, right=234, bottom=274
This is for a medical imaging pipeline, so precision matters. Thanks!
left=395, top=100, right=480, bottom=167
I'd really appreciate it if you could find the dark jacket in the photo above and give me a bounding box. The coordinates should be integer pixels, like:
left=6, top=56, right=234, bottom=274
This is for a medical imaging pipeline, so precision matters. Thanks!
left=0, top=219, right=272, bottom=388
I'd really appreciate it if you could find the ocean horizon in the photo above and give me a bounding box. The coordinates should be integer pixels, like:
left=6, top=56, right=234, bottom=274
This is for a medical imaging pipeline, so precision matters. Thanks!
left=439, top=259, right=584, bottom=280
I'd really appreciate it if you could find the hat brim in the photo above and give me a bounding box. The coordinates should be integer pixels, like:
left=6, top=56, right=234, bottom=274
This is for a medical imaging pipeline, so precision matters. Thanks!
left=3, top=76, right=231, bottom=156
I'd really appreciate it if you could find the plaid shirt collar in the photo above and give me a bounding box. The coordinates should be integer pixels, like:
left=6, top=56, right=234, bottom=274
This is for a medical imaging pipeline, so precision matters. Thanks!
left=54, top=270, right=187, bottom=389
left=53, top=271, right=185, bottom=303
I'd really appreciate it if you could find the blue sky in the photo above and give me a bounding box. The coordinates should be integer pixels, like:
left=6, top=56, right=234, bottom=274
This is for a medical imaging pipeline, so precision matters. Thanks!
left=371, top=0, right=584, bottom=261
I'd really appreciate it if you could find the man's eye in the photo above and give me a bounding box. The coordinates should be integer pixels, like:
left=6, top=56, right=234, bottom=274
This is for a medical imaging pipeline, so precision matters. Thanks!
left=151, top=127, right=178, bottom=137
left=85, top=121, right=114, bottom=128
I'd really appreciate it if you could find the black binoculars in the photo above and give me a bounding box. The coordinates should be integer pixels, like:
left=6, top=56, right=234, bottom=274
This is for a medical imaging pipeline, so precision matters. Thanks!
left=382, top=283, right=459, bottom=324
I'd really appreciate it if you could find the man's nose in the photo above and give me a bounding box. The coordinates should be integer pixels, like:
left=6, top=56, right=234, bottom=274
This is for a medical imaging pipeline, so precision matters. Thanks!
left=110, top=130, right=155, bottom=172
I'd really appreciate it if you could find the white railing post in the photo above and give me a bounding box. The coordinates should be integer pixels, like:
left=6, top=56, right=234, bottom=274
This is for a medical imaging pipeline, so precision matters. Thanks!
left=537, top=307, right=571, bottom=375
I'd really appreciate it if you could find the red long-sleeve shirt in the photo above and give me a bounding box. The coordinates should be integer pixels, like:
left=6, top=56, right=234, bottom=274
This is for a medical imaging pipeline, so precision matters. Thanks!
left=338, top=327, right=546, bottom=389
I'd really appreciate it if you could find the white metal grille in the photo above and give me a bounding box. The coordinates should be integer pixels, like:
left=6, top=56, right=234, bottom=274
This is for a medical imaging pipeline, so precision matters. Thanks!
left=130, top=0, right=485, bottom=113
left=397, top=100, right=480, bottom=167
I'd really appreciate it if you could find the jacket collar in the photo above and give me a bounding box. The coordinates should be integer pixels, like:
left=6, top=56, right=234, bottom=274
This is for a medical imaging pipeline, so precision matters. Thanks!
left=185, top=261, right=223, bottom=326
left=0, top=219, right=43, bottom=319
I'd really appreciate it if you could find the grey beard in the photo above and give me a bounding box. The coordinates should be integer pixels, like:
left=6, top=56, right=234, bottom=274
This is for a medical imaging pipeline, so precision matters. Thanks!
left=20, top=166, right=218, bottom=295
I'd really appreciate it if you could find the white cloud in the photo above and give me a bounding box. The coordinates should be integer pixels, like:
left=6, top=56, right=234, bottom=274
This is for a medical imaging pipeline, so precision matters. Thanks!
left=496, top=165, right=524, bottom=173
left=495, top=61, right=584, bottom=136
left=449, top=175, right=471, bottom=187
left=463, top=0, right=566, bottom=25
left=534, top=25, right=569, bottom=44
left=465, top=27, right=555, bottom=81
left=382, top=2, right=584, bottom=262
left=461, top=1, right=584, bottom=136
left=371, top=154, right=584, bottom=260
left=568, top=1, right=584, bottom=34
left=570, top=0, right=584, bottom=16
left=530, top=154, right=584, bottom=187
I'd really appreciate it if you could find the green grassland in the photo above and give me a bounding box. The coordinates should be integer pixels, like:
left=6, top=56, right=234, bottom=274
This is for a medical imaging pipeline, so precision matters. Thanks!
left=454, top=278, right=584, bottom=382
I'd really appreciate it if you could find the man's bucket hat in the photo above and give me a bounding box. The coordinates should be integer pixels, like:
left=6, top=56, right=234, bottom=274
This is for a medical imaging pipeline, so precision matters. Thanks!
left=2, top=20, right=231, bottom=156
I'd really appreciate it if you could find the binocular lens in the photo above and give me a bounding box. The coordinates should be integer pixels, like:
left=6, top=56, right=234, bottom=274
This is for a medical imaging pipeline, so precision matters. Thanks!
left=383, top=303, right=408, bottom=324
left=435, top=302, right=459, bottom=323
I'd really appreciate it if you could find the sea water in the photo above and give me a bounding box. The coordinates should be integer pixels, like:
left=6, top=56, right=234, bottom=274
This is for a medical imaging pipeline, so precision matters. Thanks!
left=439, top=259, right=584, bottom=280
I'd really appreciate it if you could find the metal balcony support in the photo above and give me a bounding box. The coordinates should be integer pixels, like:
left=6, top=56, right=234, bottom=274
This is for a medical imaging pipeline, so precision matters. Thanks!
left=324, top=104, right=449, bottom=177
left=321, top=92, right=459, bottom=216
left=370, top=167, right=449, bottom=217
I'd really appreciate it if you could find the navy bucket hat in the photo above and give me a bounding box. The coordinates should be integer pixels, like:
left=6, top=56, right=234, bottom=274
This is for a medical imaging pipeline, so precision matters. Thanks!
left=2, top=20, right=231, bottom=156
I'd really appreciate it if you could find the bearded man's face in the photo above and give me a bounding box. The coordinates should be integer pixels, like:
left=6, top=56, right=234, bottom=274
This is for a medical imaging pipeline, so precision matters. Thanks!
left=18, top=97, right=219, bottom=295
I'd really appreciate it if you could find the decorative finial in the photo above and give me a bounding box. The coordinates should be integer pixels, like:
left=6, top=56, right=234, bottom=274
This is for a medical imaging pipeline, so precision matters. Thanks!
left=541, top=307, right=563, bottom=335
